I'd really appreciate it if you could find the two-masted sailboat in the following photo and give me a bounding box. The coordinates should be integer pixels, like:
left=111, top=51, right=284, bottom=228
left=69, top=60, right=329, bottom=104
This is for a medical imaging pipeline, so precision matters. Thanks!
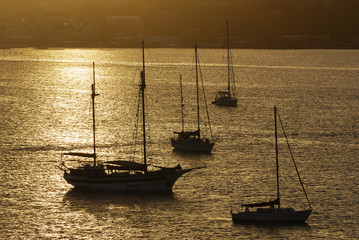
left=212, top=20, right=237, bottom=107
left=231, top=106, right=312, bottom=223
left=171, top=45, right=215, bottom=154
left=60, top=42, right=195, bottom=192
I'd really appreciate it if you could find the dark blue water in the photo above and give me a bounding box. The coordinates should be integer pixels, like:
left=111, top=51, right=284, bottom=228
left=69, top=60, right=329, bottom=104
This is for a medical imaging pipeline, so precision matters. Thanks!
left=0, top=48, right=358, bottom=239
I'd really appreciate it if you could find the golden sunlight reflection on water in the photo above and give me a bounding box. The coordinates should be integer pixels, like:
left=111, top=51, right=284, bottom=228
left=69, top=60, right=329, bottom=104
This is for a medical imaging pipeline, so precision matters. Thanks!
left=0, top=48, right=358, bottom=239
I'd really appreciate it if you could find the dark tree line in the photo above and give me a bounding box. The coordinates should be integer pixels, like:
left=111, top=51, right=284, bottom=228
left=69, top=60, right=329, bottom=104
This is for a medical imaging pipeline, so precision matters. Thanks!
left=1, top=0, right=359, bottom=47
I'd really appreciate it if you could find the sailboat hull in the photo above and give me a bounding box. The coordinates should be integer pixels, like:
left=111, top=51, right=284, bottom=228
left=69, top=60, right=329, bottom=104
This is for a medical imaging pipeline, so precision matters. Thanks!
left=171, top=138, right=214, bottom=153
left=64, top=169, right=191, bottom=192
left=231, top=208, right=312, bottom=223
left=212, top=97, right=237, bottom=107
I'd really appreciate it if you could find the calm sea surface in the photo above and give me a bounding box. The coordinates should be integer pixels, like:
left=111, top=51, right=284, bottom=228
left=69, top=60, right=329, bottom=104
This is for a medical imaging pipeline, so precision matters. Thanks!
left=0, top=48, right=358, bottom=239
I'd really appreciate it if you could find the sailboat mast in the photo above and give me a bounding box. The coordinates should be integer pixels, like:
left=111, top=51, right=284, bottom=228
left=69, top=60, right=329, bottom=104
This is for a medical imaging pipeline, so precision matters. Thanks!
left=226, top=20, right=231, bottom=96
left=180, top=74, right=184, bottom=132
left=195, top=45, right=200, bottom=134
left=141, top=41, right=147, bottom=172
left=91, top=62, right=99, bottom=166
left=274, top=106, right=280, bottom=208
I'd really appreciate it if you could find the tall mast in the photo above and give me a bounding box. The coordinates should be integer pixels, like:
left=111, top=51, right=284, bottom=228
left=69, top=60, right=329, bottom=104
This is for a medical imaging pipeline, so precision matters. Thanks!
left=180, top=74, right=184, bottom=132
left=274, top=106, right=280, bottom=208
left=141, top=41, right=147, bottom=172
left=226, top=20, right=231, bottom=96
left=91, top=62, right=99, bottom=166
left=195, top=45, right=200, bottom=134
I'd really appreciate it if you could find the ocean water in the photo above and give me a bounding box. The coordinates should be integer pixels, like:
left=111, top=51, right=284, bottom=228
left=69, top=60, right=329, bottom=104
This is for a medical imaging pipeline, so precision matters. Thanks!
left=0, top=48, right=358, bottom=239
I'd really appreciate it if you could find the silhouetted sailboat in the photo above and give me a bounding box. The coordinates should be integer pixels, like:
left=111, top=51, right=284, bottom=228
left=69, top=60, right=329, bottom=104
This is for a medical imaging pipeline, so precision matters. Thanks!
left=231, top=106, right=312, bottom=223
left=171, top=45, right=214, bottom=153
left=60, top=43, right=196, bottom=192
left=212, top=20, right=237, bottom=107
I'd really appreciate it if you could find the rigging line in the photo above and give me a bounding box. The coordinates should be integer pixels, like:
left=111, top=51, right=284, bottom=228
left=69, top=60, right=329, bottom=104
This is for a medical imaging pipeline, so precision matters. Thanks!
left=226, top=20, right=231, bottom=93
left=138, top=85, right=144, bottom=161
left=138, top=86, right=145, bottom=162
left=197, top=54, right=214, bottom=141
left=180, top=74, right=184, bottom=132
left=277, top=111, right=312, bottom=209
left=230, top=51, right=237, bottom=96
left=130, top=87, right=141, bottom=162
left=144, top=80, right=152, bottom=157
left=195, top=45, right=200, bottom=133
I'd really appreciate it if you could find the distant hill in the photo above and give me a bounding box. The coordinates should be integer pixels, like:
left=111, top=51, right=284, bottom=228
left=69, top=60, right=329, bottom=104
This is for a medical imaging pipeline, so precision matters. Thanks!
left=1, top=0, right=359, bottom=48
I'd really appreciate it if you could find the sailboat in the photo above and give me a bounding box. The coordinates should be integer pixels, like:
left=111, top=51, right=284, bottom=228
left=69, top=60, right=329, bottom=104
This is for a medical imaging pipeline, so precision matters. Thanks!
left=171, top=45, right=215, bottom=153
left=60, top=42, right=196, bottom=192
left=231, top=106, right=312, bottom=223
left=212, top=20, right=237, bottom=107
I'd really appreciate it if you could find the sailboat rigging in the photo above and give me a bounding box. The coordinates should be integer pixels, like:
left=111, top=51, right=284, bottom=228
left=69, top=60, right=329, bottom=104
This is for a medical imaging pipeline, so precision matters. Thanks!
left=62, top=62, right=99, bottom=164
left=60, top=43, right=197, bottom=192
left=212, top=20, right=238, bottom=107
left=231, top=106, right=312, bottom=223
left=171, top=45, right=214, bottom=153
